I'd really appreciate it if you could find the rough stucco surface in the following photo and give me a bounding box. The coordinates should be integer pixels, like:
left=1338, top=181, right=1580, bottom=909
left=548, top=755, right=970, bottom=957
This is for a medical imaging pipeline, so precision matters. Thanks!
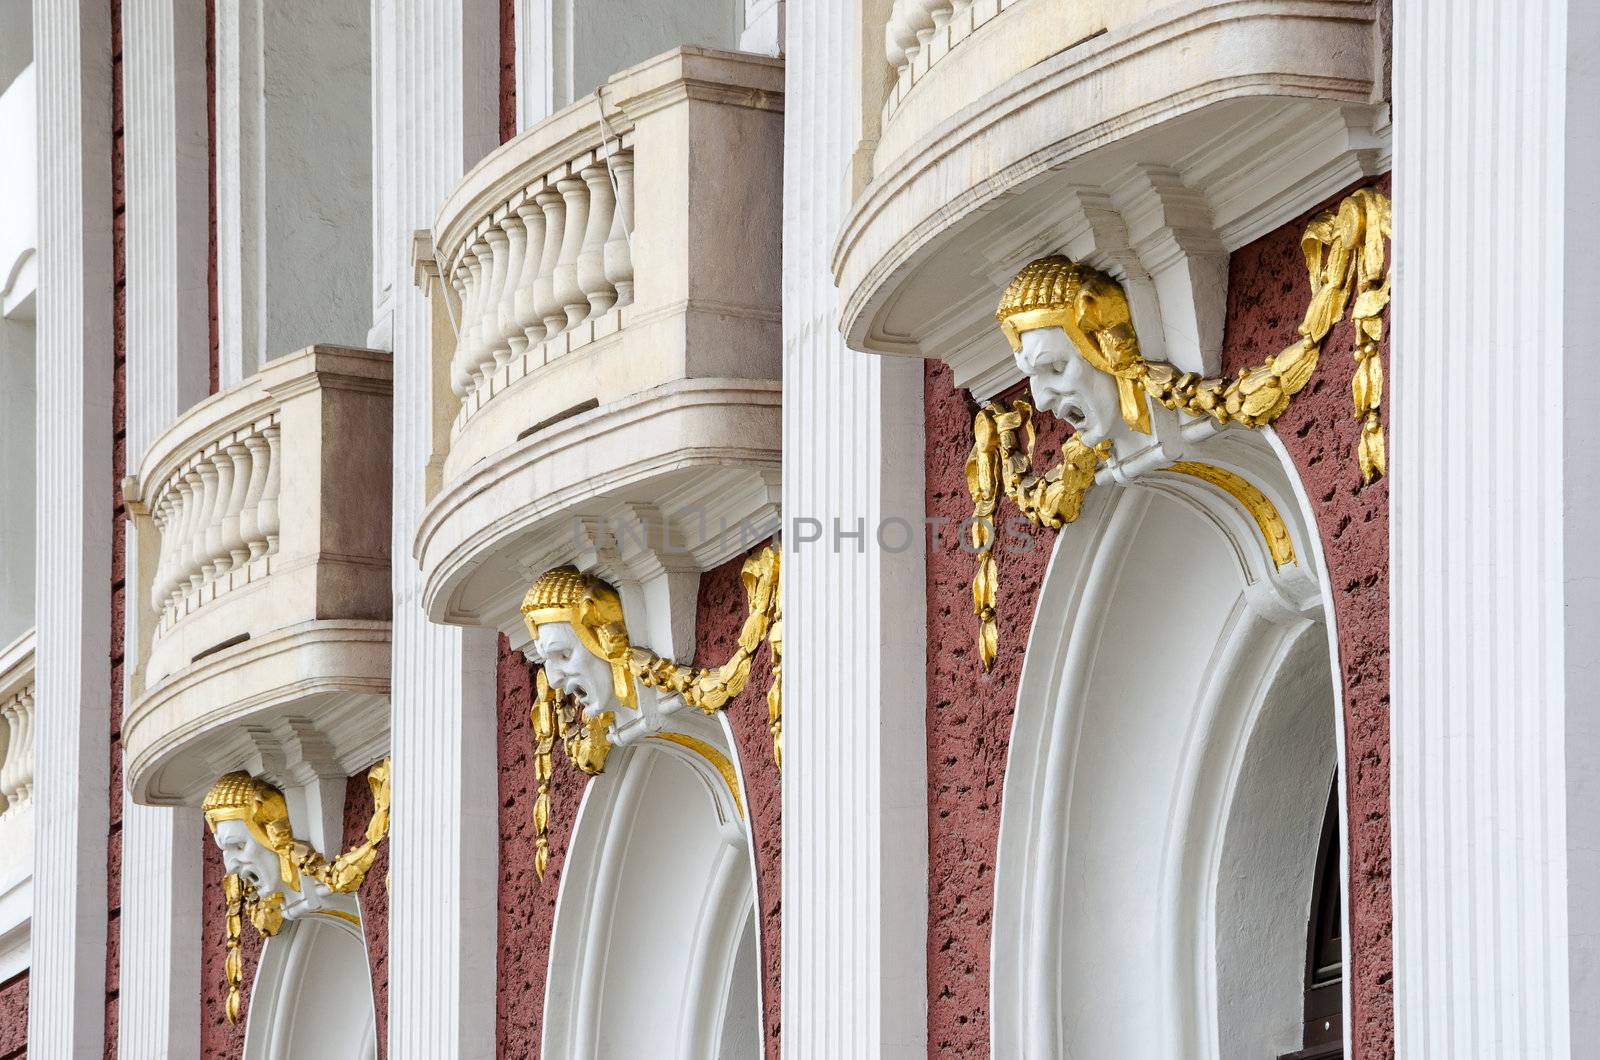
left=0, top=972, right=27, bottom=1059
left=343, top=768, right=390, bottom=1058
left=921, top=174, right=1392, bottom=1057
left=693, top=548, right=783, bottom=1060
left=496, top=633, right=588, bottom=1056
left=924, top=359, right=1066, bottom=1055
left=1221, top=174, right=1393, bottom=1058
left=200, top=837, right=264, bottom=1057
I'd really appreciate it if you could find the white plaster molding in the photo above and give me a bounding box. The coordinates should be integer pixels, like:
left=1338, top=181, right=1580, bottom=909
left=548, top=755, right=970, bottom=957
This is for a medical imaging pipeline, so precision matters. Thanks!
left=0, top=867, right=31, bottom=985
left=783, top=3, right=929, bottom=1054
left=1391, top=1, right=1595, bottom=1052
left=542, top=716, right=758, bottom=1059
left=1108, top=164, right=1228, bottom=378
left=116, top=6, right=210, bottom=1049
left=28, top=0, right=115, bottom=1052
left=990, top=469, right=1339, bottom=1057
left=382, top=1, right=501, bottom=1057
left=117, top=802, right=203, bottom=1060
left=243, top=916, right=378, bottom=1059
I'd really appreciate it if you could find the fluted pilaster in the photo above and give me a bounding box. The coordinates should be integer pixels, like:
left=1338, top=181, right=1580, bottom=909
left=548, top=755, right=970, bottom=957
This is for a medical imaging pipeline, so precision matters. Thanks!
left=781, top=6, right=928, bottom=1057
left=1392, top=1, right=1600, bottom=1053
left=28, top=0, right=115, bottom=1054
left=385, top=1, right=500, bottom=1057
left=116, top=3, right=210, bottom=1053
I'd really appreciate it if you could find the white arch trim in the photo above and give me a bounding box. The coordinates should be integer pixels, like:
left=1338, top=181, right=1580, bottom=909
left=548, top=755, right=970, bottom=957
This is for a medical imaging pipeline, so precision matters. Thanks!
left=543, top=714, right=762, bottom=1059
left=990, top=432, right=1348, bottom=1057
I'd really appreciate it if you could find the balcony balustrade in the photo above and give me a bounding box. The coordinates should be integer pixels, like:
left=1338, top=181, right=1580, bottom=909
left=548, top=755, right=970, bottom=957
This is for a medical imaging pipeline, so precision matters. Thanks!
left=122, top=345, right=392, bottom=804
left=841, top=0, right=1386, bottom=395
left=415, top=47, right=784, bottom=642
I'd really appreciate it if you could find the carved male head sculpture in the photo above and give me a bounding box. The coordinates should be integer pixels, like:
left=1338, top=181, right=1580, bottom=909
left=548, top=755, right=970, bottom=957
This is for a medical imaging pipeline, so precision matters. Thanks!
left=997, top=256, right=1151, bottom=449
left=202, top=771, right=337, bottom=920
left=521, top=565, right=635, bottom=714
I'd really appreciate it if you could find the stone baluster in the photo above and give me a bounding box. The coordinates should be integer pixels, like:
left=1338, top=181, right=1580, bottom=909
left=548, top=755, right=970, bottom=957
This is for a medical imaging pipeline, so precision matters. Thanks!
left=164, top=473, right=195, bottom=609
left=512, top=197, right=547, bottom=353
left=238, top=432, right=270, bottom=563
left=604, top=152, right=635, bottom=309
left=460, top=243, right=488, bottom=389
left=885, top=0, right=919, bottom=70
left=533, top=187, right=568, bottom=340
left=496, top=208, right=528, bottom=367
left=0, top=685, right=33, bottom=818
left=183, top=467, right=209, bottom=598
left=258, top=424, right=282, bottom=554
left=150, top=489, right=176, bottom=611
left=554, top=173, right=592, bottom=332
left=475, top=224, right=510, bottom=384
left=921, top=0, right=953, bottom=49
left=220, top=440, right=252, bottom=572
left=577, top=163, right=617, bottom=319
left=204, top=447, right=234, bottom=580
left=449, top=263, right=474, bottom=397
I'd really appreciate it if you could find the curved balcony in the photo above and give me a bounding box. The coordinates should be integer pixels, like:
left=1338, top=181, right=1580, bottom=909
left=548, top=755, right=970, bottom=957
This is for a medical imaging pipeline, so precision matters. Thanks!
left=839, top=0, right=1387, bottom=393
left=122, top=345, right=392, bottom=805
left=414, top=46, right=784, bottom=640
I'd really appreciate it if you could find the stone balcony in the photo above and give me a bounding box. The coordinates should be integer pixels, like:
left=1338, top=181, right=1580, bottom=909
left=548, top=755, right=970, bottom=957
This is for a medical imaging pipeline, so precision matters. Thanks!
left=839, top=0, right=1388, bottom=395
left=414, top=46, right=783, bottom=646
left=122, top=346, right=392, bottom=805
left=0, top=630, right=34, bottom=983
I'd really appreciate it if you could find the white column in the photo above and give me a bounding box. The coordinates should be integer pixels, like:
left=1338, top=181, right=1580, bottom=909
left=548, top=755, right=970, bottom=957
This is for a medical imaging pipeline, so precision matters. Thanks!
left=1392, top=1, right=1599, bottom=1054
left=384, top=2, right=500, bottom=1057
left=28, top=0, right=114, bottom=1055
left=781, top=4, right=928, bottom=1057
left=117, top=2, right=210, bottom=1055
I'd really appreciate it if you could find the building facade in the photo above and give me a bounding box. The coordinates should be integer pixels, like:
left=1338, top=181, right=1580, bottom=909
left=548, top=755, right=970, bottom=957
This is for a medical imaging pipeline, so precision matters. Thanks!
left=1, top=0, right=1596, bottom=1057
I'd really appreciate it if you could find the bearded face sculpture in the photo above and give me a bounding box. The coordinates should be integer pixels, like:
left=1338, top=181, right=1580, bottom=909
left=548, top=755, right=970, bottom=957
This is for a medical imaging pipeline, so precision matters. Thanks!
left=201, top=772, right=349, bottom=922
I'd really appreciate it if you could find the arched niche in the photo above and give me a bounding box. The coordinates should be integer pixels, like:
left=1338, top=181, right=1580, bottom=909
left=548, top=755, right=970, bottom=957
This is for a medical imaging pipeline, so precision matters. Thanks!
left=243, top=911, right=378, bottom=1059
left=542, top=711, right=763, bottom=1058
left=990, top=432, right=1348, bottom=1058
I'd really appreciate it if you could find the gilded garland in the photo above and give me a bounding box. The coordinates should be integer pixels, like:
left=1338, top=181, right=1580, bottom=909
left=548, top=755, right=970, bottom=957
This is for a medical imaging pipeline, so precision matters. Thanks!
left=520, top=545, right=783, bottom=880
left=202, top=758, right=392, bottom=1024
left=967, top=188, right=1391, bottom=671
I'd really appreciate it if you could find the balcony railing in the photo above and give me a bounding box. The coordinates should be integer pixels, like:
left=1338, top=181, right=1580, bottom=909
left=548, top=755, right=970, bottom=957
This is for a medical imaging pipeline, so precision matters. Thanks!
left=123, top=345, right=393, bottom=804
left=882, top=0, right=1009, bottom=123
left=414, top=46, right=784, bottom=639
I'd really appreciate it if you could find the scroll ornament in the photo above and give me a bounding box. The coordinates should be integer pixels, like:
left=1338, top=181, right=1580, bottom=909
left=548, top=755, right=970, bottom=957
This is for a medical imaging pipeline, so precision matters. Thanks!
left=968, top=188, right=1392, bottom=671
left=202, top=758, right=392, bottom=1024
left=521, top=545, right=783, bottom=880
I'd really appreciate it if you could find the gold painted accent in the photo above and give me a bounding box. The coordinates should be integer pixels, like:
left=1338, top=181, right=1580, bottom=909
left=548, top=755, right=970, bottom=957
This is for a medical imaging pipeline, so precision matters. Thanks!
left=997, top=258, right=1150, bottom=434
left=966, top=399, right=1102, bottom=671
left=1166, top=462, right=1296, bottom=569
left=204, top=758, right=392, bottom=1024
left=971, top=189, right=1392, bottom=671
left=523, top=546, right=783, bottom=880
left=648, top=732, right=745, bottom=819
left=313, top=908, right=364, bottom=927
left=997, top=190, right=1393, bottom=456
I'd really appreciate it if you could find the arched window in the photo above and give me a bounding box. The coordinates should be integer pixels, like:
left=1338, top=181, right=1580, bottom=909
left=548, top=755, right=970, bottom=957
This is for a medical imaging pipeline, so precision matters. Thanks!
left=1280, top=782, right=1344, bottom=1059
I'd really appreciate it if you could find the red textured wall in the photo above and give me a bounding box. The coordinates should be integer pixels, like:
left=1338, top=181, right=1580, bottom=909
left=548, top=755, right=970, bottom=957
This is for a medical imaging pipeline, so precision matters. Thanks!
left=0, top=971, right=27, bottom=1059
left=343, top=768, right=391, bottom=1058
left=921, top=175, right=1393, bottom=1057
left=499, top=0, right=516, bottom=144
left=1221, top=174, right=1394, bottom=1058
left=924, top=362, right=1065, bottom=1054
left=693, top=549, right=782, bottom=1059
left=493, top=550, right=785, bottom=1057
left=199, top=838, right=263, bottom=1057
left=106, top=0, right=127, bottom=1049
left=495, top=634, right=588, bottom=1056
